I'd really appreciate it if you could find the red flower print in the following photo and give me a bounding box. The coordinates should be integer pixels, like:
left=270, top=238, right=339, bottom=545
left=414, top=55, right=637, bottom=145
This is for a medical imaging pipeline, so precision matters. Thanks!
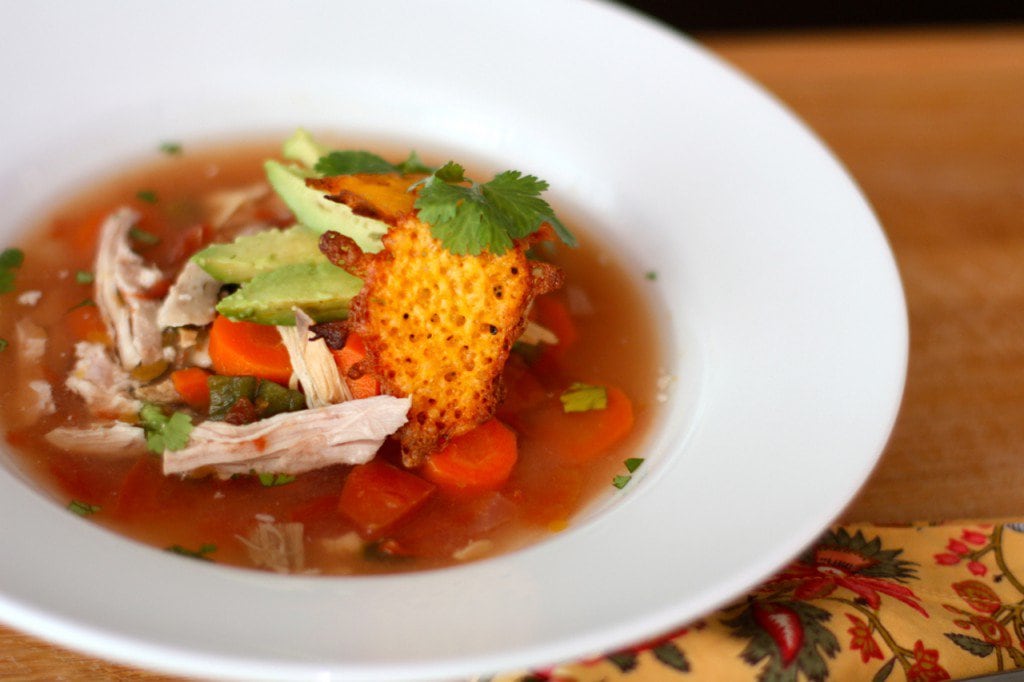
left=845, top=614, right=884, bottom=663
left=953, top=580, right=1002, bottom=615
left=946, top=539, right=970, bottom=555
left=906, top=640, right=950, bottom=681
left=772, top=547, right=928, bottom=616
left=934, top=553, right=961, bottom=566
left=752, top=602, right=804, bottom=665
left=962, top=529, right=988, bottom=545
left=967, top=561, right=988, bottom=577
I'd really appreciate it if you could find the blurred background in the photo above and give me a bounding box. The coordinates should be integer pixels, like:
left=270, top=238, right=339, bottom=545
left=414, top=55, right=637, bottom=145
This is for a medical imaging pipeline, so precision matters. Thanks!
left=620, top=0, right=1022, bottom=33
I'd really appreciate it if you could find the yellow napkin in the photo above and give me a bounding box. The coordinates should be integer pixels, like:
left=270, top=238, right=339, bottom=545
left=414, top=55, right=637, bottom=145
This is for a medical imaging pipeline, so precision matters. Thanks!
left=499, top=520, right=1024, bottom=680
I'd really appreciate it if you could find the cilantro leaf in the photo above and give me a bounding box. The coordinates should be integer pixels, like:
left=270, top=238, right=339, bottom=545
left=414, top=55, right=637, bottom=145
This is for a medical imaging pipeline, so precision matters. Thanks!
left=75, top=270, right=94, bottom=284
left=315, top=150, right=398, bottom=175
left=624, top=457, right=644, bottom=473
left=0, top=248, right=24, bottom=294
left=0, top=339, right=7, bottom=352
left=315, top=149, right=436, bottom=177
left=394, top=151, right=433, bottom=175
left=258, top=472, right=296, bottom=487
left=68, top=500, right=101, bottom=516
left=159, top=141, right=183, bottom=155
left=612, top=474, right=632, bottom=489
left=560, top=382, right=608, bottom=413
left=166, top=543, right=216, bottom=561
left=136, top=189, right=158, bottom=204
left=139, top=403, right=194, bottom=453
left=0, top=248, right=25, bottom=269
left=414, top=164, right=577, bottom=256
left=129, top=226, right=160, bottom=246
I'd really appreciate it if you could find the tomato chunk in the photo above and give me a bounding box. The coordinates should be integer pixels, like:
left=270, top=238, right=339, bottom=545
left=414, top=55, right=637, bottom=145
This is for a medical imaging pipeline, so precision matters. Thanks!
left=338, top=460, right=435, bottom=539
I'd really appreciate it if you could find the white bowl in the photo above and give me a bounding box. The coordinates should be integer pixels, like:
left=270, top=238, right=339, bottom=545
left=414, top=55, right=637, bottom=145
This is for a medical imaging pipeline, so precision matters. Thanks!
left=0, top=1, right=906, bottom=679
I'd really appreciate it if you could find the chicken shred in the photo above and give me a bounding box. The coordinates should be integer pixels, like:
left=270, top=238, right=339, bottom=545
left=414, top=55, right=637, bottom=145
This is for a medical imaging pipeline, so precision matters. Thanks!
left=45, top=422, right=147, bottom=456
left=66, top=341, right=141, bottom=419
left=237, top=520, right=306, bottom=574
left=94, top=208, right=166, bottom=369
left=162, top=395, right=411, bottom=478
left=157, top=260, right=220, bottom=328
left=277, top=308, right=352, bottom=408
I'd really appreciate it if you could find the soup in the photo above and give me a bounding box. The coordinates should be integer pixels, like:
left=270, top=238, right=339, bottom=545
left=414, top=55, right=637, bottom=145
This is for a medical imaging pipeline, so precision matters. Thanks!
left=0, top=134, right=662, bottom=574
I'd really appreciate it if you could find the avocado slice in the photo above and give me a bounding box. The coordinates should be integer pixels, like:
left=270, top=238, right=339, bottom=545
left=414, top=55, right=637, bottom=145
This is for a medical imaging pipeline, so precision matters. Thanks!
left=282, top=128, right=328, bottom=168
left=191, top=225, right=326, bottom=284
left=264, top=160, right=388, bottom=254
left=216, top=261, right=363, bottom=326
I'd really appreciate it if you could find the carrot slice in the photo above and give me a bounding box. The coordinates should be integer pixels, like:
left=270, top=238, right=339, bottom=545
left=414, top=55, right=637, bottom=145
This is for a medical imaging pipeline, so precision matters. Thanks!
left=170, top=367, right=211, bottom=413
left=331, top=332, right=379, bottom=399
left=519, top=384, right=634, bottom=464
left=423, top=418, right=519, bottom=496
left=207, top=314, right=293, bottom=385
left=338, top=460, right=435, bottom=539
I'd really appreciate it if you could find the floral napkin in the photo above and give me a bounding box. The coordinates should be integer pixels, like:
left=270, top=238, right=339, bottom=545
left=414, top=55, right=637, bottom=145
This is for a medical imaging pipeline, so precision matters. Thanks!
left=497, top=520, right=1024, bottom=681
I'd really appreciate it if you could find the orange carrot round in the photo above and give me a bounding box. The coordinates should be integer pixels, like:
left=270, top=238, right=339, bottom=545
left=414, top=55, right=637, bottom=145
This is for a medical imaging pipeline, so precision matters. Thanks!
left=207, top=314, right=293, bottom=385
left=423, top=418, right=518, bottom=496
left=520, top=384, right=634, bottom=464
left=170, top=367, right=211, bottom=413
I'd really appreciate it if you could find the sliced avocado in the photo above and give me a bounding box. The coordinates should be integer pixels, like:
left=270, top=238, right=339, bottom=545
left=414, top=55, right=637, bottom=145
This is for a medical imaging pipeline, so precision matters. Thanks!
left=282, top=128, right=328, bottom=168
left=264, top=160, right=387, bottom=253
left=216, top=261, right=363, bottom=326
left=191, top=225, right=326, bottom=284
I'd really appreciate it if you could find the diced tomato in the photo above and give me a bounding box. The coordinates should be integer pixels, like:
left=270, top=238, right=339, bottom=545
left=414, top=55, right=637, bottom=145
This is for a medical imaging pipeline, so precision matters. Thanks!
left=338, top=460, right=435, bottom=539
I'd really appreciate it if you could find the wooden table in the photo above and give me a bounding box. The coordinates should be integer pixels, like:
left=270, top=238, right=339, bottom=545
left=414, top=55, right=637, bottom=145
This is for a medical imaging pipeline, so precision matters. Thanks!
left=2, top=25, right=1022, bottom=681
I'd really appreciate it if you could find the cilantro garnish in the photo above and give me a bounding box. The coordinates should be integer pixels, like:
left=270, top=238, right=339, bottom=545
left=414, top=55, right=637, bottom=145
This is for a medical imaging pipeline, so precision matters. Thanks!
left=75, top=270, right=94, bottom=284
left=0, top=339, right=7, bottom=352
left=139, top=403, right=194, bottom=453
left=613, top=458, right=645, bottom=489
left=560, top=382, right=608, bottom=413
left=166, top=543, right=216, bottom=561
left=0, top=248, right=24, bottom=294
left=413, top=163, right=576, bottom=256
left=129, top=226, right=160, bottom=246
left=159, top=141, right=183, bottom=155
left=136, top=190, right=158, bottom=204
left=314, top=150, right=433, bottom=176
left=258, top=472, right=296, bottom=487
left=69, top=298, right=95, bottom=311
left=645, top=270, right=658, bottom=281
left=68, top=500, right=101, bottom=516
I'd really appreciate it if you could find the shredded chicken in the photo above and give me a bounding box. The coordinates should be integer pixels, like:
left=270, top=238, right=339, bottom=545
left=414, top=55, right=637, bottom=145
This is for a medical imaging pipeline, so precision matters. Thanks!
left=15, top=318, right=47, bottom=363
left=94, top=208, right=166, bottom=369
left=518, top=320, right=558, bottom=346
left=26, top=381, right=56, bottom=418
left=156, top=260, right=220, bottom=328
left=66, top=341, right=141, bottom=419
left=162, top=395, right=411, bottom=478
left=237, top=519, right=306, bottom=574
left=277, top=308, right=351, bottom=408
left=10, top=319, right=53, bottom=427
left=44, top=422, right=147, bottom=456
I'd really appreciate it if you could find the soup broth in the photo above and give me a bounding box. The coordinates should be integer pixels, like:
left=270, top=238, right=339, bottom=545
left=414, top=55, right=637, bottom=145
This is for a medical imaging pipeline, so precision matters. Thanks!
left=0, top=139, right=661, bottom=574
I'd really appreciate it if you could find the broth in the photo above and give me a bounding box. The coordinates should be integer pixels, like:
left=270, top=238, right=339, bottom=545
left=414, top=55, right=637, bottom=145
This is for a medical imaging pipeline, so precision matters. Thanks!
left=0, top=139, right=662, bottom=574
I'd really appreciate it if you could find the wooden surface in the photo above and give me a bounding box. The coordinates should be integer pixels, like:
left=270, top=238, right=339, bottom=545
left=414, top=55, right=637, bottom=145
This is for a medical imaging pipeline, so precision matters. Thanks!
left=2, top=25, right=1022, bottom=681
